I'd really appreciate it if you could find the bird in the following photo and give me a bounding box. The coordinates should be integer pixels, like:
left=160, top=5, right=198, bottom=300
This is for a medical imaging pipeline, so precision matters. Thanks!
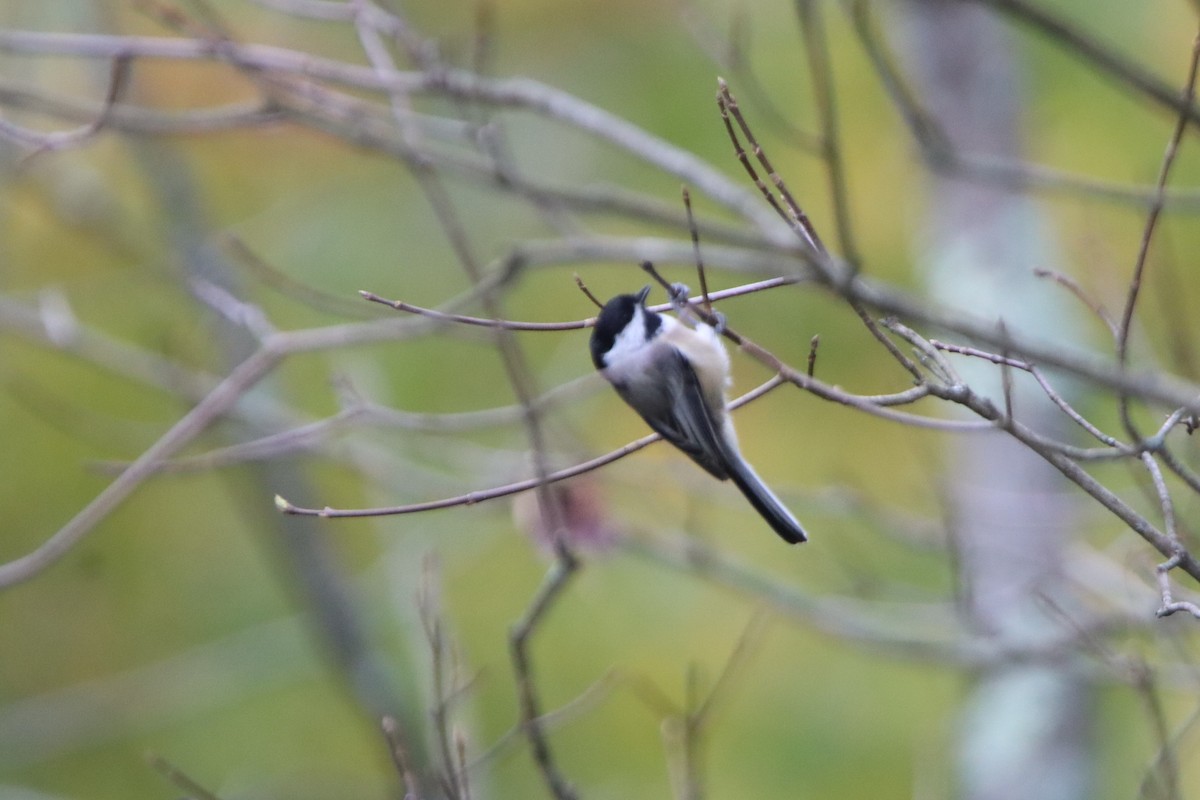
left=589, top=285, right=806, bottom=544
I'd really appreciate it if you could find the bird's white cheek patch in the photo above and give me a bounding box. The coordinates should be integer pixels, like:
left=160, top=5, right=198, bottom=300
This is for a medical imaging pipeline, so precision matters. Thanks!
left=602, top=346, right=659, bottom=388
left=603, top=307, right=650, bottom=367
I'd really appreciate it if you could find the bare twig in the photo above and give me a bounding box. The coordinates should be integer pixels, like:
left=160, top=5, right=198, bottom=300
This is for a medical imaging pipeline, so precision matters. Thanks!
left=1116, top=30, right=1200, bottom=463
left=574, top=275, right=604, bottom=309
left=848, top=1, right=1200, bottom=210
left=0, top=29, right=791, bottom=241
left=0, top=302, right=471, bottom=588
left=1148, top=437, right=1200, bottom=614
left=1, top=54, right=131, bottom=156
left=509, top=554, right=580, bottom=800
left=681, top=186, right=712, bottom=313
left=717, top=77, right=828, bottom=257
left=978, top=0, right=1200, bottom=127
left=146, top=752, right=226, bottom=800
left=1117, top=31, right=1200, bottom=369
left=932, top=338, right=1146, bottom=451
left=455, top=727, right=472, bottom=800
left=716, top=81, right=931, bottom=382
left=1138, top=687, right=1200, bottom=800
left=275, top=376, right=788, bottom=518
left=226, top=235, right=376, bottom=319
left=1033, top=268, right=1119, bottom=340
left=470, top=670, right=621, bottom=769
left=796, top=0, right=862, bottom=271
left=681, top=2, right=821, bottom=153
left=417, top=557, right=466, bottom=799
left=382, top=716, right=424, bottom=800
left=662, top=611, right=769, bottom=799
left=360, top=290, right=590, bottom=331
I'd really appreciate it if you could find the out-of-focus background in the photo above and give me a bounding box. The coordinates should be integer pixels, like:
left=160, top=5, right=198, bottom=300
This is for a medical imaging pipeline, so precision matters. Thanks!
left=2, top=1, right=1200, bottom=798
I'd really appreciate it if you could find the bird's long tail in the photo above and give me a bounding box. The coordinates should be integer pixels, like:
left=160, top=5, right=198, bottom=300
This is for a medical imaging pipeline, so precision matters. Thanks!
left=726, top=457, right=808, bottom=544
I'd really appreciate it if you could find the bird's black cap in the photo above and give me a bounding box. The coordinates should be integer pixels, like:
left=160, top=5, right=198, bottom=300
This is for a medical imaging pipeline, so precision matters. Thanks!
left=589, top=286, right=658, bottom=369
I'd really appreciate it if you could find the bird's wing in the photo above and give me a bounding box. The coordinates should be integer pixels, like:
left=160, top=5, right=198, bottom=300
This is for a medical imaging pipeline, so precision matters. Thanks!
left=614, top=347, right=732, bottom=481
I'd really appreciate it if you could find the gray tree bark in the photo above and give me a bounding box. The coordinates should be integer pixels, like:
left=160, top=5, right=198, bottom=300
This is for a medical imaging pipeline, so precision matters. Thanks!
left=898, top=4, right=1091, bottom=798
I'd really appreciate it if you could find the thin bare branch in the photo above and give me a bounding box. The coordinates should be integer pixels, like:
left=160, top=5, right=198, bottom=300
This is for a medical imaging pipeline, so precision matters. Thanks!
left=1117, top=32, right=1200, bottom=369
left=146, top=752, right=226, bottom=800
left=1, top=54, right=130, bottom=156
left=976, top=0, right=1200, bottom=127
left=681, top=186, right=713, bottom=314
left=717, top=77, right=828, bottom=256
left=1033, top=268, right=1120, bottom=340
left=360, top=290, right=590, bottom=331
left=382, top=716, right=424, bottom=800
left=276, top=377, right=787, bottom=518
left=796, top=0, right=862, bottom=270
left=509, top=554, right=580, bottom=800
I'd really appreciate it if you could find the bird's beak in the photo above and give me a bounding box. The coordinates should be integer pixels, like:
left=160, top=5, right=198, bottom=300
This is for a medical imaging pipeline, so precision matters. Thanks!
left=636, top=285, right=651, bottom=305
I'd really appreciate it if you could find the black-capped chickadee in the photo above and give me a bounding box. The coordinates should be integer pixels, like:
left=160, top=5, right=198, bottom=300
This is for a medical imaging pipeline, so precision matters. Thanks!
left=590, top=286, right=807, bottom=544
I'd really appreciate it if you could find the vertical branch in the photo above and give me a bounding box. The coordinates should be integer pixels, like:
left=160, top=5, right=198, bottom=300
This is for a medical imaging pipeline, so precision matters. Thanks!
left=795, top=0, right=862, bottom=271
left=509, top=556, right=580, bottom=800
left=418, top=557, right=465, bottom=799
left=382, top=715, right=424, bottom=800
left=455, top=729, right=473, bottom=800
left=1117, top=31, right=1200, bottom=607
left=411, top=123, right=584, bottom=798
left=348, top=8, right=583, bottom=792
left=998, top=322, right=1015, bottom=424
left=661, top=664, right=704, bottom=800
left=1130, top=662, right=1181, bottom=800
left=898, top=7, right=1091, bottom=800
left=682, top=186, right=713, bottom=313
left=1116, top=31, right=1200, bottom=428
left=661, top=612, right=768, bottom=800
left=845, top=0, right=954, bottom=161
left=421, top=130, right=581, bottom=800
left=1146, top=446, right=1200, bottom=618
